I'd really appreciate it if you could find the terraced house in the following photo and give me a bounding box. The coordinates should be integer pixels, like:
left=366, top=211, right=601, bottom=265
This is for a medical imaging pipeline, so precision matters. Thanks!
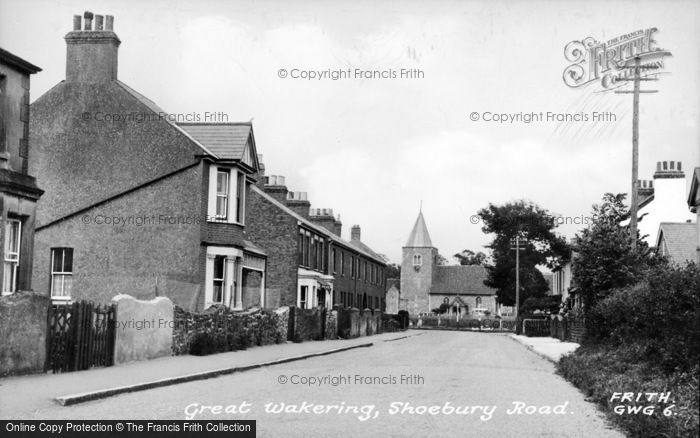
left=29, top=12, right=266, bottom=310
left=247, top=173, right=388, bottom=310
left=0, top=48, right=43, bottom=296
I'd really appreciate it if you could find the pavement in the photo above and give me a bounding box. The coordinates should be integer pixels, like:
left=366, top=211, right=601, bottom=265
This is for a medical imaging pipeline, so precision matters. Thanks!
left=0, top=331, right=421, bottom=418
left=509, top=334, right=580, bottom=363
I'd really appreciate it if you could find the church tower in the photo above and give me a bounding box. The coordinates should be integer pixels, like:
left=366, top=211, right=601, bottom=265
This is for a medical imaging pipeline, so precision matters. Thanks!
left=400, top=210, right=437, bottom=315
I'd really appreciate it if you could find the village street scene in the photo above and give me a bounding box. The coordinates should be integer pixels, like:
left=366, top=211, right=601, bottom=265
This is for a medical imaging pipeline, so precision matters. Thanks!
left=0, top=1, right=698, bottom=437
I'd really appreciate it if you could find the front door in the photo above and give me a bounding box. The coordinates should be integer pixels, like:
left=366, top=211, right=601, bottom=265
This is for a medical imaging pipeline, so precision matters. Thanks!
left=317, top=287, right=326, bottom=307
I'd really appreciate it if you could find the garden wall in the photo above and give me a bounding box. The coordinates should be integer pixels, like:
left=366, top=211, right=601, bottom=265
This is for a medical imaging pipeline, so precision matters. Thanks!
left=172, top=305, right=286, bottom=355
left=291, top=307, right=323, bottom=342
left=0, top=292, right=49, bottom=376
left=112, top=294, right=174, bottom=364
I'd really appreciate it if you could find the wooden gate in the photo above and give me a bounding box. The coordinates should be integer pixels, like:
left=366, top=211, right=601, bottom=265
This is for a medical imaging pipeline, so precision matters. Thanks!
left=45, top=301, right=116, bottom=373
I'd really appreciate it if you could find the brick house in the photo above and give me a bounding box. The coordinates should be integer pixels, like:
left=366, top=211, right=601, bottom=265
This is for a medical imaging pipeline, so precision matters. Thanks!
left=0, top=48, right=43, bottom=295
left=29, top=12, right=266, bottom=310
left=246, top=173, right=387, bottom=310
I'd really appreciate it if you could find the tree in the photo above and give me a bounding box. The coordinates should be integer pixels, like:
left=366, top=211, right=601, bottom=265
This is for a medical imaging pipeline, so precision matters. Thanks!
left=477, top=200, right=570, bottom=307
left=385, top=263, right=401, bottom=280
left=572, top=193, right=657, bottom=312
left=454, top=249, right=487, bottom=266
left=436, top=254, right=450, bottom=266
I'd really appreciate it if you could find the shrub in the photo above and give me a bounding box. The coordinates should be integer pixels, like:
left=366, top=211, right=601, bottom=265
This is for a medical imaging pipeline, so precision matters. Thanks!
left=521, top=295, right=562, bottom=314
left=189, top=332, right=217, bottom=356
left=589, top=262, right=700, bottom=372
left=558, top=344, right=699, bottom=438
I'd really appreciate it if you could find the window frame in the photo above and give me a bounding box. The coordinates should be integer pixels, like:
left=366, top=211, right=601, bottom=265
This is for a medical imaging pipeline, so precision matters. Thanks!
left=215, top=170, right=229, bottom=220
left=212, top=255, right=226, bottom=304
left=50, top=247, right=74, bottom=300
left=235, top=171, right=245, bottom=223
left=413, top=254, right=422, bottom=266
left=2, top=219, right=22, bottom=295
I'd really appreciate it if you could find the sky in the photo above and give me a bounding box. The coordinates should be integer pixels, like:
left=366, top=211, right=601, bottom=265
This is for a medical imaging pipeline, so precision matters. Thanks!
left=1, top=0, right=698, bottom=264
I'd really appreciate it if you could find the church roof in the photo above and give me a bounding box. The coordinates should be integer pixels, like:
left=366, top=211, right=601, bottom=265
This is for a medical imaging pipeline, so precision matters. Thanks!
left=405, top=211, right=433, bottom=247
left=429, top=265, right=496, bottom=296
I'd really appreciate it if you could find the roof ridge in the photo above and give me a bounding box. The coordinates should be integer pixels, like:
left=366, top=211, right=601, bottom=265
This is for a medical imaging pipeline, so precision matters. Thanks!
left=114, top=80, right=217, bottom=158
left=250, top=185, right=386, bottom=265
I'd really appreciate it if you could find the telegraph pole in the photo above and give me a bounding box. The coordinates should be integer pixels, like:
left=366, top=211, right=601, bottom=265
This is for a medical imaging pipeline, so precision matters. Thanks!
left=510, top=235, right=525, bottom=318
left=615, top=56, right=658, bottom=249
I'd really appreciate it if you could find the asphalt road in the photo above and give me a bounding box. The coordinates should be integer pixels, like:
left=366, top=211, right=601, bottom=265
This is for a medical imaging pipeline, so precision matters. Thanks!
left=14, top=331, right=623, bottom=437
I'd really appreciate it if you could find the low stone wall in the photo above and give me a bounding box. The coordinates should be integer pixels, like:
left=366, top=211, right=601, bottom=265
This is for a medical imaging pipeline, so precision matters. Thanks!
left=112, top=294, right=174, bottom=364
left=0, top=292, right=50, bottom=376
left=324, top=309, right=338, bottom=340
left=292, top=307, right=323, bottom=342
left=337, top=307, right=362, bottom=339
left=275, top=307, right=290, bottom=342
left=366, top=309, right=380, bottom=336
left=172, top=305, right=286, bottom=356
left=568, top=316, right=586, bottom=343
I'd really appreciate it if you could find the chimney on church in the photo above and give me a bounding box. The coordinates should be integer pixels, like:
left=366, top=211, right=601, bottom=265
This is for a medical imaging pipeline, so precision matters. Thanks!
left=351, top=225, right=361, bottom=241
left=65, top=12, right=121, bottom=83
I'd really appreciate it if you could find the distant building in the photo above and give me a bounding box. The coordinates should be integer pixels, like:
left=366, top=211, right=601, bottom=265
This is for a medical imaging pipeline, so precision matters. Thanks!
left=631, top=161, right=696, bottom=246
left=552, top=264, right=571, bottom=298
left=0, top=48, right=43, bottom=295
left=29, top=12, right=266, bottom=310
left=400, top=211, right=497, bottom=316
left=246, top=172, right=387, bottom=310
left=688, top=167, right=700, bottom=264
left=656, top=222, right=698, bottom=265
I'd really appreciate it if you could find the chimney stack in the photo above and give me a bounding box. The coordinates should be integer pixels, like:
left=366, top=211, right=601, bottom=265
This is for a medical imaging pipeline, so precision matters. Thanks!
left=262, top=175, right=288, bottom=203
left=654, top=160, right=685, bottom=179
left=310, top=208, right=342, bottom=236
left=287, top=191, right=311, bottom=219
left=65, top=11, right=121, bottom=83
left=351, top=225, right=361, bottom=241
left=254, top=154, right=266, bottom=188
left=637, top=179, right=654, bottom=200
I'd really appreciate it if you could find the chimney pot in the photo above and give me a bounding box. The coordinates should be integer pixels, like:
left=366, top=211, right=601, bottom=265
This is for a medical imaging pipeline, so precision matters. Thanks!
left=105, top=15, right=114, bottom=31
left=657, top=162, right=662, bottom=171
left=73, top=15, right=82, bottom=31
left=83, top=11, right=94, bottom=30
left=95, top=15, right=104, bottom=30
left=663, top=161, right=668, bottom=170
left=678, top=162, right=682, bottom=171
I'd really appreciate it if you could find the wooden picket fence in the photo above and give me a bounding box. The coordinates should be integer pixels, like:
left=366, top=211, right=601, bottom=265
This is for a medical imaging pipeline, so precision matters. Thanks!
left=45, top=301, right=116, bottom=373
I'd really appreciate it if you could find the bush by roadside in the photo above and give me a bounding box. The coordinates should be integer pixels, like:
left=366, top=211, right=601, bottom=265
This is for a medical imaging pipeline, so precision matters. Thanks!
left=558, top=344, right=699, bottom=438
left=557, top=263, right=700, bottom=437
